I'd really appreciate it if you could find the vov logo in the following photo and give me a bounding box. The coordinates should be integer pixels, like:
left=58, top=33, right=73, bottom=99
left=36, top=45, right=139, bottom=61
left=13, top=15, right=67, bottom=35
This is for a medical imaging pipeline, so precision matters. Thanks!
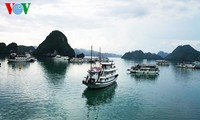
left=5, top=3, right=31, bottom=15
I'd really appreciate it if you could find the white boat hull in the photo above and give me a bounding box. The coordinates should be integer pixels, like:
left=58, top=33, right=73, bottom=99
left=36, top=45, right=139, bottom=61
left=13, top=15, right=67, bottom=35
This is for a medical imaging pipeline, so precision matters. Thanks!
left=54, top=55, right=69, bottom=62
left=83, top=74, right=118, bottom=89
left=129, top=69, right=159, bottom=75
left=54, top=57, right=69, bottom=61
left=8, top=59, right=28, bottom=62
left=8, top=58, right=35, bottom=62
left=128, top=64, right=159, bottom=75
left=176, top=64, right=195, bottom=69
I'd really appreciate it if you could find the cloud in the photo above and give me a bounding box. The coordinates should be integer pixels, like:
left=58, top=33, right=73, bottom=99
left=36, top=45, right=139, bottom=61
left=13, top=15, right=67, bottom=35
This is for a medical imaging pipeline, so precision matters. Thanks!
left=96, top=0, right=149, bottom=19
left=170, top=39, right=200, bottom=50
left=0, top=0, right=200, bottom=54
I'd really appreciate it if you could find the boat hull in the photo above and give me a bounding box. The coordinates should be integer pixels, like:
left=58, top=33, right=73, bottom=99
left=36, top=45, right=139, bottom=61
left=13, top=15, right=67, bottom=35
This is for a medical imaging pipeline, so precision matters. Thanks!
left=176, top=64, right=195, bottom=69
left=54, top=55, right=69, bottom=62
left=83, top=74, right=118, bottom=89
left=129, top=70, right=159, bottom=75
left=8, top=58, right=35, bottom=62
left=128, top=64, right=159, bottom=75
left=8, top=59, right=29, bottom=62
left=8, top=53, right=36, bottom=63
left=54, top=58, right=69, bottom=61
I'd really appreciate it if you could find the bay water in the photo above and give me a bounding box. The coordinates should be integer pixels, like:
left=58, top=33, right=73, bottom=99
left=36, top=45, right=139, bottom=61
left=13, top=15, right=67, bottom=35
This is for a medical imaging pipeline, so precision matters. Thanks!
left=0, top=57, right=200, bottom=120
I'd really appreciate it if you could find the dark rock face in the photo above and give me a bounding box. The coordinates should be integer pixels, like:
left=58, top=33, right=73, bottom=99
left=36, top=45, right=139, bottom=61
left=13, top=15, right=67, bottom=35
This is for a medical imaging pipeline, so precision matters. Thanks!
left=122, top=50, right=145, bottom=59
left=76, top=53, right=85, bottom=58
left=0, top=42, right=35, bottom=55
left=6, top=42, right=18, bottom=54
left=165, top=45, right=200, bottom=61
left=0, top=43, right=7, bottom=54
left=122, top=50, right=162, bottom=60
left=18, top=45, right=35, bottom=54
left=34, top=30, right=75, bottom=57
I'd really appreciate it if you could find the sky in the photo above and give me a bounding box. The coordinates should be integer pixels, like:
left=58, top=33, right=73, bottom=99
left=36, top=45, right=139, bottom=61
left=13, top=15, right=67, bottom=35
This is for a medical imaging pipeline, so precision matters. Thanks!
left=0, top=0, right=200, bottom=54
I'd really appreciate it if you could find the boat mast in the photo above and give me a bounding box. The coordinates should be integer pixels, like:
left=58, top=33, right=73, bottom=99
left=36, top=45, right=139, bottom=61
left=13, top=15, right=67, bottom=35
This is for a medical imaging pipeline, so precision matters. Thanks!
left=90, top=45, right=93, bottom=70
left=99, top=47, right=101, bottom=63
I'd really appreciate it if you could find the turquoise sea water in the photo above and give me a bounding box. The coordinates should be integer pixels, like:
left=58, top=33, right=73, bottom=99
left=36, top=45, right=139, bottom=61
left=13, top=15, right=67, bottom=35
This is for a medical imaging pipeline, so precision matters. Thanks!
left=0, top=57, right=200, bottom=120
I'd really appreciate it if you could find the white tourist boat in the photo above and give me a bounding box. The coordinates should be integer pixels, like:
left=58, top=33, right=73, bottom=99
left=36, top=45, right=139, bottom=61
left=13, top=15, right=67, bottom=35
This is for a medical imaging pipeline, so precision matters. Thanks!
left=156, top=60, right=169, bottom=66
left=127, top=64, right=159, bottom=75
left=8, top=53, right=36, bottom=62
left=176, top=63, right=195, bottom=69
left=82, top=46, right=118, bottom=88
left=70, top=58, right=84, bottom=63
left=53, top=55, right=69, bottom=61
left=82, top=62, right=118, bottom=88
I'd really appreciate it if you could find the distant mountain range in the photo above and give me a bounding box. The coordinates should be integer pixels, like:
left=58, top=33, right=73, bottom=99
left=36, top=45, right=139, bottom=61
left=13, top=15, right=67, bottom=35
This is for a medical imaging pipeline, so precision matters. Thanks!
left=74, top=48, right=121, bottom=58
left=0, top=30, right=75, bottom=57
left=1, top=31, right=199, bottom=62
left=0, top=30, right=120, bottom=58
left=122, top=45, right=200, bottom=62
left=0, top=42, right=35, bottom=55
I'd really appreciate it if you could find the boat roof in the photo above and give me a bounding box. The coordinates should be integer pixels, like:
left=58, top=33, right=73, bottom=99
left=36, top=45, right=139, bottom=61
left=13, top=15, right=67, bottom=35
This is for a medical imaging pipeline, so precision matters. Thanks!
left=88, top=67, right=102, bottom=73
left=103, top=68, right=117, bottom=72
left=101, top=62, right=113, bottom=65
left=156, top=60, right=168, bottom=62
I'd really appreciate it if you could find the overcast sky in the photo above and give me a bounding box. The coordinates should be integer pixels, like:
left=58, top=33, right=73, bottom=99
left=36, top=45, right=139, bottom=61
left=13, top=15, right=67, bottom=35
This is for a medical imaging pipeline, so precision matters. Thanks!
left=0, top=0, right=200, bottom=54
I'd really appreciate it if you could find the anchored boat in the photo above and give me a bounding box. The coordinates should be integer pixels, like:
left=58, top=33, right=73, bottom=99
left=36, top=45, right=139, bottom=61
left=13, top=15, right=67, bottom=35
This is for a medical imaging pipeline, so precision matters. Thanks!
left=53, top=55, right=69, bottom=61
left=8, top=53, right=36, bottom=62
left=193, top=61, right=200, bottom=69
left=128, top=64, right=159, bottom=75
left=176, top=63, right=195, bottom=69
left=156, top=60, right=169, bottom=66
left=82, top=46, right=118, bottom=88
left=82, top=62, right=118, bottom=88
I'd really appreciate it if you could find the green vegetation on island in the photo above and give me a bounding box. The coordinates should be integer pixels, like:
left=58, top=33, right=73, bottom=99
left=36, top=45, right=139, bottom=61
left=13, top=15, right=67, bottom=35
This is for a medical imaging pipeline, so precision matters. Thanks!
left=1, top=33, right=200, bottom=62
left=122, top=50, right=162, bottom=60
left=18, top=45, right=35, bottom=53
left=0, top=42, right=34, bottom=55
left=165, top=45, right=200, bottom=61
left=34, top=30, right=75, bottom=57
left=122, top=45, right=200, bottom=62
left=0, top=42, right=7, bottom=54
